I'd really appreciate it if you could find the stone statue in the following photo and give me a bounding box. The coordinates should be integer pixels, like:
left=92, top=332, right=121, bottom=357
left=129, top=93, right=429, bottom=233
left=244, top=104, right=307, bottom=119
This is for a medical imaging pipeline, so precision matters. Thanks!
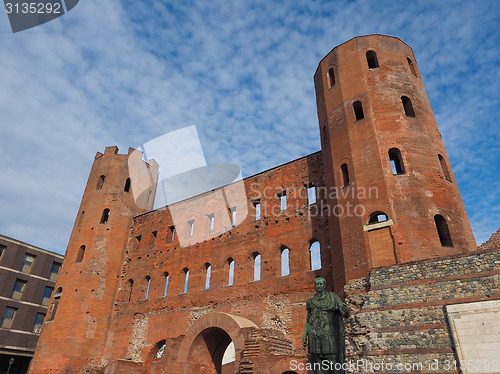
left=302, top=277, right=349, bottom=374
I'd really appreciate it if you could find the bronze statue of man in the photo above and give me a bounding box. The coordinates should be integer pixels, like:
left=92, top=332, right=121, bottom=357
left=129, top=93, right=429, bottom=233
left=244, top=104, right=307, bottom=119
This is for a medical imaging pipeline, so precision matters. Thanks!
left=302, top=277, right=349, bottom=374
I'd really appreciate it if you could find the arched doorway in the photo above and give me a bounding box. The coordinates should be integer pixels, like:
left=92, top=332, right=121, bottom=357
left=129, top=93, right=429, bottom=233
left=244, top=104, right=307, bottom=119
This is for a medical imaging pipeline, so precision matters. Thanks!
left=187, top=327, right=233, bottom=373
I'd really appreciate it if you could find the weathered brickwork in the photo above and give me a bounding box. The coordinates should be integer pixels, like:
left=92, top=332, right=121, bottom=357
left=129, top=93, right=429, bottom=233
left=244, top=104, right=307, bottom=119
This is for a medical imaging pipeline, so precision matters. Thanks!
left=30, top=35, right=485, bottom=374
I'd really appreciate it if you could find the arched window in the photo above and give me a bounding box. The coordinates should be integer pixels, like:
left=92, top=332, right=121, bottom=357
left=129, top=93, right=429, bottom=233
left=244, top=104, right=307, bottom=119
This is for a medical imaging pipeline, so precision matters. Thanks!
left=124, top=178, right=131, bottom=192
left=76, top=245, right=85, bottom=263
left=407, top=57, right=418, bottom=77
left=100, top=209, right=110, bottom=224
left=145, top=276, right=151, bottom=300
left=96, top=175, right=105, bottom=190
left=48, top=287, right=62, bottom=321
left=388, top=148, right=405, bottom=175
left=125, top=279, right=133, bottom=302
left=368, top=211, right=389, bottom=224
left=76, top=210, right=84, bottom=226
left=309, top=241, right=321, bottom=271
left=205, top=263, right=212, bottom=290
left=401, top=96, right=415, bottom=117
left=281, top=247, right=290, bottom=276
left=227, top=258, right=235, bottom=286
left=434, top=215, right=454, bottom=247
left=163, top=272, right=169, bottom=297
left=253, top=253, right=261, bottom=281
left=154, top=340, right=167, bottom=359
left=341, top=163, right=350, bottom=187
left=183, top=268, right=189, bottom=294
left=438, top=155, right=452, bottom=182
left=353, top=101, right=364, bottom=121
left=327, top=67, right=335, bottom=89
left=366, top=50, right=379, bottom=69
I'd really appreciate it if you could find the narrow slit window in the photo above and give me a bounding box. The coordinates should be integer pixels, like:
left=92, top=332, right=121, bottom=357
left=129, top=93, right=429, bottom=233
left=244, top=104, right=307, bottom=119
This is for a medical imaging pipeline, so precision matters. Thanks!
left=77, top=211, right=84, bottom=226
left=100, top=209, right=110, bottom=224
left=353, top=101, right=364, bottom=121
left=96, top=175, right=105, bottom=190
left=366, top=50, right=379, bottom=69
left=407, top=57, right=418, bottom=77
left=227, top=259, right=235, bottom=286
left=48, top=288, right=62, bottom=322
left=152, top=231, right=157, bottom=246
left=124, top=178, right=131, bottom=192
left=188, top=220, right=194, bottom=237
left=183, top=268, right=189, bottom=294
left=167, top=226, right=175, bottom=242
left=434, top=215, right=454, bottom=247
left=205, top=264, right=212, bottom=290
left=163, top=273, right=169, bottom=297
left=279, top=191, right=287, bottom=211
left=253, top=200, right=261, bottom=220
left=281, top=247, right=290, bottom=276
left=76, top=245, right=85, bottom=263
left=341, top=163, right=350, bottom=187
left=306, top=184, right=316, bottom=205
left=438, top=155, right=452, bottom=182
left=253, top=253, right=261, bottom=281
left=309, top=241, right=321, bottom=271
left=327, top=67, right=335, bottom=88
left=230, top=207, right=236, bottom=226
left=368, top=211, right=389, bottom=224
left=145, top=276, right=151, bottom=300
left=401, top=96, right=415, bottom=117
left=389, top=148, right=405, bottom=175
left=208, top=214, right=215, bottom=231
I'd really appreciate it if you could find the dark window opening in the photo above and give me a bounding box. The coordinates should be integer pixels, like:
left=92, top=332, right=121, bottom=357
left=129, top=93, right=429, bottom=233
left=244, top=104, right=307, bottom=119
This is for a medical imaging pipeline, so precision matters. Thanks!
left=368, top=211, right=389, bottom=225
left=145, top=276, right=151, bottom=300
left=438, top=155, right=452, bottom=182
left=48, top=288, right=62, bottom=322
left=41, top=286, right=53, bottom=306
left=401, top=96, right=415, bottom=117
left=96, top=175, right=105, bottom=190
left=322, top=126, right=328, bottom=144
left=77, top=210, right=84, bottom=226
left=100, top=209, right=110, bottom=224
left=366, top=50, right=379, bottom=69
left=434, top=214, right=454, bottom=247
left=183, top=268, right=189, bottom=294
left=341, top=163, right=350, bottom=187
left=124, top=178, right=131, bottom=192
left=33, top=312, right=45, bottom=333
left=152, top=231, right=157, bottom=246
left=11, top=279, right=27, bottom=300
left=407, top=57, right=418, bottom=77
left=125, top=279, right=134, bottom=302
left=20, top=254, right=35, bottom=273
left=1, top=307, right=17, bottom=328
left=50, top=262, right=61, bottom=281
left=353, top=101, right=364, bottom=121
left=166, top=226, right=176, bottom=242
left=163, top=273, right=169, bottom=297
left=327, top=67, right=335, bottom=88
left=389, top=148, right=406, bottom=175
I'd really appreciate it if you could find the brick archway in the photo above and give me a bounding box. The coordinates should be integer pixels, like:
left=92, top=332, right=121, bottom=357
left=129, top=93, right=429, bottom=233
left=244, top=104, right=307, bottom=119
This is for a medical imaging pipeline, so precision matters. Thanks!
left=176, top=312, right=257, bottom=373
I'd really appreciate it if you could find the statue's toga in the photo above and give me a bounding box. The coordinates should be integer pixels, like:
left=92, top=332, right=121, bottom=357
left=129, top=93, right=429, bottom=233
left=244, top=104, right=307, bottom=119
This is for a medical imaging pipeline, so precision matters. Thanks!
left=302, top=277, right=349, bottom=374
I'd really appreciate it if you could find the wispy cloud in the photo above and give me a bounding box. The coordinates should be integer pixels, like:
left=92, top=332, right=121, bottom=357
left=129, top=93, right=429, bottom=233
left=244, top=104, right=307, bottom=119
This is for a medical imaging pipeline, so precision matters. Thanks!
left=0, top=0, right=498, bottom=252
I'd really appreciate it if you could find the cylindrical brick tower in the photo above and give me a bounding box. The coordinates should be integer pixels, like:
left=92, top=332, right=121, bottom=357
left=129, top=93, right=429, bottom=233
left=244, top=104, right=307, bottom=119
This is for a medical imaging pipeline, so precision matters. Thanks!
left=30, top=146, right=158, bottom=373
left=314, top=35, right=476, bottom=291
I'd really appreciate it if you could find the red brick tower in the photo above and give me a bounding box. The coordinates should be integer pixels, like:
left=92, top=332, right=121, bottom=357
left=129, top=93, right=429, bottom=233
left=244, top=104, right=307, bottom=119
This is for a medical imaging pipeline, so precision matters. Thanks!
left=314, top=35, right=476, bottom=291
left=30, top=146, right=158, bottom=373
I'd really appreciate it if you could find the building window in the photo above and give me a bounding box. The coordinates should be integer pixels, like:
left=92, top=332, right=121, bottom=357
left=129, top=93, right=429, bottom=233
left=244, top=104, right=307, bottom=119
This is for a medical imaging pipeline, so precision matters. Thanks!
left=0, top=244, right=5, bottom=261
left=353, top=101, right=364, bottom=121
left=151, top=231, right=158, bottom=247
left=368, top=211, right=389, bottom=224
left=167, top=226, right=176, bottom=242
left=124, top=178, right=131, bottom=192
left=76, top=211, right=84, bottom=226
left=227, top=258, right=235, bottom=286
left=341, top=163, right=350, bottom=187
left=41, top=286, right=53, bottom=306
left=229, top=207, right=236, bottom=226
left=100, top=209, right=110, bottom=224
left=50, top=262, right=61, bottom=281
left=183, top=268, right=189, bottom=294
left=253, top=200, right=261, bottom=220
left=389, top=148, right=406, bottom=175
left=366, top=50, right=379, bottom=69
left=11, top=279, right=27, bottom=300
left=33, top=313, right=45, bottom=333
left=76, top=245, right=85, bottom=263
left=48, top=288, right=62, bottom=322
left=435, top=215, right=454, bottom=247
left=278, top=191, right=287, bottom=211
left=1, top=307, right=17, bottom=329
left=401, top=96, right=415, bottom=117
left=20, top=254, right=35, bottom=273
left=438, top=154, right=452, bottom=182
left=327, top=67, right=335, bottom=88
left=163, top=273, right=169, bottom=297
left=208, top=214, right=215, bottom=231
left=188, top=220, right=194, bottom=237
left=281, top=247, right=290, bottom=276
left=407, top=57, right=418, bottom=77
left=205, top=264, right=212, bottom=290
left=96, top=175, right=105, bottom=190
left=253, top=253, right=261, bottom=281
left=309, top=241, right=321, bottom=271
left=145, top=276, right=151, bottom=300
left=124, top=279, right=133, bottom=302
left=306, top=184, right=316, bottom=205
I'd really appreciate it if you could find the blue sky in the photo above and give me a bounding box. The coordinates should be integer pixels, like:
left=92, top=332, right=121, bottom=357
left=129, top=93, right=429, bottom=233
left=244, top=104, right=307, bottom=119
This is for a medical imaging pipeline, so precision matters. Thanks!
left=0, top=0, right=498, bottom=254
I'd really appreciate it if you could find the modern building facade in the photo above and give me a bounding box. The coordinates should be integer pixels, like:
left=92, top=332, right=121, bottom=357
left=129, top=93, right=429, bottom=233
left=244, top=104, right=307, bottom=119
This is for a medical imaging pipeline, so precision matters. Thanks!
left=0, top=234, right=64, bottom=374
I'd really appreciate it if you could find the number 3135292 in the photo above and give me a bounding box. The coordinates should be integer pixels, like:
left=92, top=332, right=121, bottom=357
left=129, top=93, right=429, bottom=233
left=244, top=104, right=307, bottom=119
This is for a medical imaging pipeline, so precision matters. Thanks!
left=5, top=2, right=62, bottom=14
